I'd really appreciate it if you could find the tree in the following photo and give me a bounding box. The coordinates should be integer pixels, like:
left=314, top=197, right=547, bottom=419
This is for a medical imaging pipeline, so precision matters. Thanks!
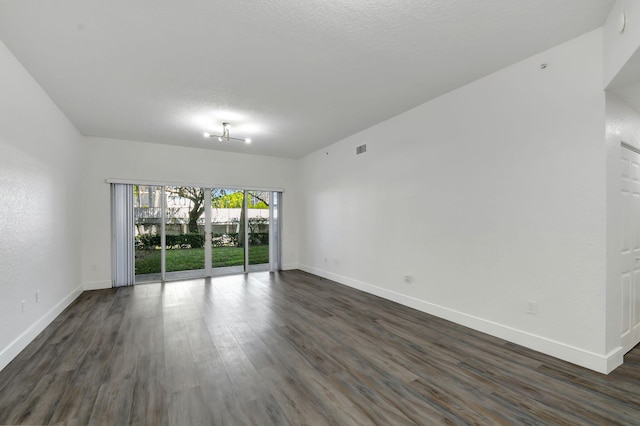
left=167, top=187, right=204, bottom=233
left=238, top=191, right=269, bottom=248
left=212, top=190, right=243, bottom=208
left=166, top=188, right=269, bottom=246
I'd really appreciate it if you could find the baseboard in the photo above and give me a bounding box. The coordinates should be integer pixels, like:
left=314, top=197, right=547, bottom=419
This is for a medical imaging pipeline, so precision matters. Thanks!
left=605, top=346, right=625, bottom=374
left=83, top=280, right=112, bottom=290
left=0, top=285, right=83, bottom=373
left=298, top=265, right=620, bottom=374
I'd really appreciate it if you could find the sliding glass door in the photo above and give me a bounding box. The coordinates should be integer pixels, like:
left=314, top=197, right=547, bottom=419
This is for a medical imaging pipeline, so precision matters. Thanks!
left=134, top=185, right=162, bottom=283
left=164, top=186, right=207, bottom=280
left=211, top=188, right=245, bottom=276
left=247, top=191, right=270, bottom=272
left=124, top=184, right=281, bottom=283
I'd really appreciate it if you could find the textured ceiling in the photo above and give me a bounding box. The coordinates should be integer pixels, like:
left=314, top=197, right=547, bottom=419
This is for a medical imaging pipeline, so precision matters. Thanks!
left=0, top=0, right=614, bottom=158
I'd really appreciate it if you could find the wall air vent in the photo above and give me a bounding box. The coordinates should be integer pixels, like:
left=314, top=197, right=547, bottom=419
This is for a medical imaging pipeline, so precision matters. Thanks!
left=356, top=144, right=367, bottom=155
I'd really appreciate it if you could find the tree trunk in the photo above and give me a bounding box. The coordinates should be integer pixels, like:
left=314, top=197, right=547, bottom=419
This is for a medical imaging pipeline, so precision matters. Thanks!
left=187, top=193, right=203, bottom=233
left=238, top=205, right=245, bottom=247
left=188, top=203, right=202, bottom=233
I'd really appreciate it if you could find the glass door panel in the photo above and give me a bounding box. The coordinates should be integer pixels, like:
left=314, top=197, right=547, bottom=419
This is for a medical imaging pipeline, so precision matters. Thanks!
left=134, top=185, right=162, bottom=283
left=164, top=186, right=206, bottom=279
left=247, top=191, right=270, bottom=271
left=211, top=188, right=245, bottom=275
left=129, top=185, right=281, bottom=282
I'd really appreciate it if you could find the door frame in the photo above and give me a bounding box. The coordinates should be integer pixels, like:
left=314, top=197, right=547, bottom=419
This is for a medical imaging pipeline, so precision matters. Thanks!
left=620, top=142, right=640, bottom=353
left=124, top=181, right=282, bottom=282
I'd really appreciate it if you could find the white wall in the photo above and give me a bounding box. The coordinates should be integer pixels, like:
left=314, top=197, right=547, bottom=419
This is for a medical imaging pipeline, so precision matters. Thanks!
left=80, top=138, right=299, bottom=289
left=298, top=29, right=611, bottom=372
left=0, top=41, right=83, bottom=371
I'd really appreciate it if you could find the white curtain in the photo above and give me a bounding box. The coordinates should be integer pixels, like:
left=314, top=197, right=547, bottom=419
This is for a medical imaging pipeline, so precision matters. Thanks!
left=111, top=184, right=135, bottom=287
left=269, top=191, right=282, bottom=271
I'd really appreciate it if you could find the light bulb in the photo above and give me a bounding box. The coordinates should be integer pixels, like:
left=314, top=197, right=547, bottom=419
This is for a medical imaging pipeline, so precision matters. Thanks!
left=218, top=137, right=222, bottom=142
left=245, top=138, right=251, bottom=144
left=203, top=132, right=210, bottom=138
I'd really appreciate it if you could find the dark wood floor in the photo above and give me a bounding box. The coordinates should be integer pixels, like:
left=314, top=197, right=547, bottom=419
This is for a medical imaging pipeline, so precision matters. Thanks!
left=1, top=270, right=639, bottom=425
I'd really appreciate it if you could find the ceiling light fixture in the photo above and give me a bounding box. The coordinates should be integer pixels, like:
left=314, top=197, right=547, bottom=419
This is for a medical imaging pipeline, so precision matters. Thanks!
left=204, top=122, right=251, bottom=144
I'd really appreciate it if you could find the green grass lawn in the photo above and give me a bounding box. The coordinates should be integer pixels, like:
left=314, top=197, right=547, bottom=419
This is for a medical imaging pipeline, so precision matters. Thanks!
left=135, top=245, right=269, bottom=275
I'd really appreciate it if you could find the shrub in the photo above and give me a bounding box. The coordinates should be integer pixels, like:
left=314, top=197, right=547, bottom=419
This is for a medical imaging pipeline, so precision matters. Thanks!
left=135, top=231, right=268, bottom=250
left=136, top=234, right=160, bottom=249
left=249, top=232, right=269, bottom=245
left=135, top=232, right=204, bottom=249
left=166, top=233, right=204, bottom=249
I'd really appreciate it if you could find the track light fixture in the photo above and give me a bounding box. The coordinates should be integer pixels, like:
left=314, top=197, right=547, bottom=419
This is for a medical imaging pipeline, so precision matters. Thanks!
left=204, top=122, right=251, bottom=144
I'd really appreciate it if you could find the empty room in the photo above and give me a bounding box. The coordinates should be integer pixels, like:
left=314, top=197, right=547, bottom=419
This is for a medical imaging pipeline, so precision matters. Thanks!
left=2, top=0, right=640, bottom=424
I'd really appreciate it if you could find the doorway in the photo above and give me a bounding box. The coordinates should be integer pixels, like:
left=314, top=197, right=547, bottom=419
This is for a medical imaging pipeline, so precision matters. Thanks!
left=620, top=144, right=640, bottom=353
left=124, top=183, right=281, bottom=284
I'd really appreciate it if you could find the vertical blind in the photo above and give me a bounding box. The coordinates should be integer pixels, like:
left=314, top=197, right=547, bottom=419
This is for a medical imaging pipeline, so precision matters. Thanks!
left=269, top=191, right=282, bottom=271
left=111, top=183, right=135, bottom=287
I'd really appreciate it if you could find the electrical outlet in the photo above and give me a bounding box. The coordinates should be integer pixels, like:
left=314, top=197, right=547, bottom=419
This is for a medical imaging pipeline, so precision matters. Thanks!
left=404, top=274, right=414, bottom=284
left=526, top=299, right=538, bottom=315
left=36, top=290, right=40, bottom=303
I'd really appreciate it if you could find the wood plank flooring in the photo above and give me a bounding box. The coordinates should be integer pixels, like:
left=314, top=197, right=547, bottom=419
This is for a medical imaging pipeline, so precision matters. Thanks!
left=1, top=269, right=639, bottom=425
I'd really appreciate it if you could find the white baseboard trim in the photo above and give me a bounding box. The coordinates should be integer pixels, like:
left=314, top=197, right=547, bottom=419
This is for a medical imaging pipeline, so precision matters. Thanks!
left=83, top=280, right=112, bottom=291
left=298, top=265, right=621, bottom=374
left=605, top=346, right=625, bottom=374
left=0, top=285, right=83, bottom=373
